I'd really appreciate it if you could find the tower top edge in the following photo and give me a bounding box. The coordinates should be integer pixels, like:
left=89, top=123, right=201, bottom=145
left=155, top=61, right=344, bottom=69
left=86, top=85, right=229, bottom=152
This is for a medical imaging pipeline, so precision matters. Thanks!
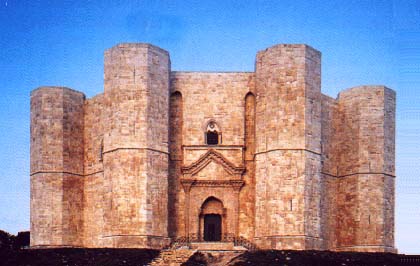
left=105, top=43, right=169, bottom=55
left=30, top=86, right=86, bottom=97
left=337, top=85, right=395, bottom=99
left=257, top=43, right=321, bottom=56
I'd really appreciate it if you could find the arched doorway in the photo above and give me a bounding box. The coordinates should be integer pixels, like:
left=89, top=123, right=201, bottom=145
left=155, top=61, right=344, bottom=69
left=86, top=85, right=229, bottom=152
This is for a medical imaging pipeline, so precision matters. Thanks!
left=199, top=197, right=226, bottom=242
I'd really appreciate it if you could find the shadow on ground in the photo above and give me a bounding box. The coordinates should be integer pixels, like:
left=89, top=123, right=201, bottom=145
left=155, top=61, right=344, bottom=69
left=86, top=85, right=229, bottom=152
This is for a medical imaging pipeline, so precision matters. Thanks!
left=183, top=250, right=419, bottom=266
left=2, top=231, right=420, bottom=266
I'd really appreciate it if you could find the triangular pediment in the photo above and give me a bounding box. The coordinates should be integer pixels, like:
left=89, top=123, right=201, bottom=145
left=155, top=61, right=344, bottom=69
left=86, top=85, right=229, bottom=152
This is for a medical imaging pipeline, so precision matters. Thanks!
left=194, top=160, right=231, bottom=180
left=181, top=149, right=245, bottom=177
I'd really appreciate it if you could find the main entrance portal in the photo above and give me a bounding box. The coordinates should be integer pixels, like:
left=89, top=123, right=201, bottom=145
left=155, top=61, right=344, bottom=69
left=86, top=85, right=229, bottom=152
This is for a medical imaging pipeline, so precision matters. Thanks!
left=204, top=214, right=222, bottom=241
left=199, top=197, right=225, bottom=242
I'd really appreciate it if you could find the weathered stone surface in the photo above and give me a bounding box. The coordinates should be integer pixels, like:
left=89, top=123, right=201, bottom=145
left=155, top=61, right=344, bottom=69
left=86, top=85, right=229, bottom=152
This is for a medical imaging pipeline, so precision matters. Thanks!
left=101, top=44, right=170, bottom=248
left=254, top=44, right=323, bottom=250
left=30, top=43, right=395, bottom=252
left=332, top=86, right=396, bottom=252
left=30, top=87, right=84, bottom=247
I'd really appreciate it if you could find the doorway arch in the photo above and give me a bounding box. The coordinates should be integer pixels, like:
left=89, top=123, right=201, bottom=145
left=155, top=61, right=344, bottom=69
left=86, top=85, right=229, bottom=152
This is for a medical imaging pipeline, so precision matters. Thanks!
left=199, top=197, right=226, bottom=241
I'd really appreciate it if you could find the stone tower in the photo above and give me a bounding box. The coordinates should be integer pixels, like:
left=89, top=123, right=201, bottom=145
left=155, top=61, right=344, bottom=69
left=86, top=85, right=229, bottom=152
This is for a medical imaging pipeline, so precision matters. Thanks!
left=30, top=42, right=395, bottom=252
left=100, top=44, right=171, bottom=248
left=253, top=45, right=323, bottom=250
left=331, top=86, right=396, bottom=252
left=30, top=87, right=85, bottom=247
left=31, top=44, right=171, bottom=248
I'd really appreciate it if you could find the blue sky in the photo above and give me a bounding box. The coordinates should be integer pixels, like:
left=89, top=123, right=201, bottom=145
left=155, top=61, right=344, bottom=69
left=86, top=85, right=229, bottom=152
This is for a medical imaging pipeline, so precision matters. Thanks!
left=0, top=0, right=419, bottom=254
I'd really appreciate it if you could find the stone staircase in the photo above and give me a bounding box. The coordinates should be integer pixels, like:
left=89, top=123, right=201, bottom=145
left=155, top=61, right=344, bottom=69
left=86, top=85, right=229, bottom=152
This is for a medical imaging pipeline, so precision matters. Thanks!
left=147, top=237, right=257, bottom=266
left=190, top=241, right=246, bottom=251
left=147, top=248, right=197, bottom=266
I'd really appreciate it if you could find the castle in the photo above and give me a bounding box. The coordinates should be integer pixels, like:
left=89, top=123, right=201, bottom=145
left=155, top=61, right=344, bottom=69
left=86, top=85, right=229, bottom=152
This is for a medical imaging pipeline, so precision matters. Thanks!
left=30, top=43, right=396, bottom=252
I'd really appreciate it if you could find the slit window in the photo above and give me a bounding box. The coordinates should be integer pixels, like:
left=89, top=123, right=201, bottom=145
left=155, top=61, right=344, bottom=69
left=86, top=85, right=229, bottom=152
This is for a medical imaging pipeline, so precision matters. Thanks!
left=99, top=139, right=104, bottom=162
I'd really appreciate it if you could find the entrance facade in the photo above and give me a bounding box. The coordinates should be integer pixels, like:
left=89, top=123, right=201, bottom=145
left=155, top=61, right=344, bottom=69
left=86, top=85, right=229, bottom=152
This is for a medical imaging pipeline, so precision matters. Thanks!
left=204, top=214, right=222, bottom=241
left=179, top=150, right=245, bottom=243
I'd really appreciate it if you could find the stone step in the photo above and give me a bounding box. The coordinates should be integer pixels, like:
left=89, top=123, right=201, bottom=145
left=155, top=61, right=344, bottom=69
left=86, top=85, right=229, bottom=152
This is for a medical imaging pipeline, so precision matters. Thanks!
left=190, top=241, right=247, bottom=251
left=147, top=248, right=197, bottom=266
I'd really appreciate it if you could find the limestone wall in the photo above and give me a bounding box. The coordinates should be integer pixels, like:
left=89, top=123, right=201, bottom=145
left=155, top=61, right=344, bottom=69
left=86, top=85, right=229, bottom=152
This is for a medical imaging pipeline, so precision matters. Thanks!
left=29, top=42, right=396, bottom=252
left=320, top=94, right=340, bottom=249
left=168, top=91, right=183, bottom=238
left=320, top=95, right=339, bottom=176
left=239, top=92, right=256, bottom=239
left=30, top=87, right=85, bottom=247
left=170, top=72, right=254, bottom=148
left=82, top=94, right=105, bottom=247
left=169, top=72, right=254, bottom=239
left=83, top=94, right=104, bottom=175
left=254, top=44, right=323, bottom=249
left=332, top=86, right=396, bottom=252
left=100, top=43, right=170, bottom=248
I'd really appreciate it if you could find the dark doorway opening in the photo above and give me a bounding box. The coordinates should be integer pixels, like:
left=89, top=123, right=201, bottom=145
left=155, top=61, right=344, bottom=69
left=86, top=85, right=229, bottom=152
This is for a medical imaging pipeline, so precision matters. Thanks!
left=204, top=214, right=222, bottom=241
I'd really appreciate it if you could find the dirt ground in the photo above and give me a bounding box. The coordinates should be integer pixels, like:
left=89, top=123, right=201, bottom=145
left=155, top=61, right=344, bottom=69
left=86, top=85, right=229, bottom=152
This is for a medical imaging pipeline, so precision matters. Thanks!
left=1, top=229, right=418, bottom=266
left=182, top=250, right=418, bottom=266
left=0, top=248, right=159, bottom=266
left=1, top=247, right=419, bottom=266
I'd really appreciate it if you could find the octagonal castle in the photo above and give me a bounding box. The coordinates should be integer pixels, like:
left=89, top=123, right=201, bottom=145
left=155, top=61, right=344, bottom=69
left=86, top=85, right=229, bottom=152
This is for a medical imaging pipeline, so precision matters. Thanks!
left=30, top=43, right=396, bottom=252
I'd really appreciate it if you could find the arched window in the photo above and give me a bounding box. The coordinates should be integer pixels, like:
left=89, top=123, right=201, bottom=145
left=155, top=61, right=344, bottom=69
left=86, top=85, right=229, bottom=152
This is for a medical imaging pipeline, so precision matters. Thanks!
left=205, top=121, right=221, bottom=145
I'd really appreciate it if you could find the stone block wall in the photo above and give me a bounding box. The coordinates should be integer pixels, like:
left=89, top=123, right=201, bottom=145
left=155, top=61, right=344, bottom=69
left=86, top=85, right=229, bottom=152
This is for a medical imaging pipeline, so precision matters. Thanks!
left=169, top=72, right=254, bottom=240
left=30, top=87, right=85, bottom=247
left=30, top=43, right=395, bottom=252
left=170, top=72, right=254, bottom=148
left=320, top=94, right=340, bottom=249
left=331, top=86, right=396, bottom=252
left=254, top=44, right=323, bottom=249
left=168, top=91, right=183, bottom=238
left=83, top=94, right=105, bottom=247
left=240, top=92, right=256, bottom=239
left=101, top=43, right=170, bottom=248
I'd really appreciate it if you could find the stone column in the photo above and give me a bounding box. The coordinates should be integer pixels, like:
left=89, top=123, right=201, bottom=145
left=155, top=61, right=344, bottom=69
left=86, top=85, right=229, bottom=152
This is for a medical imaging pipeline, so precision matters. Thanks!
left=232, top=181, right=243, bottom=238
left=181, top=180, right=193, bottom=240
